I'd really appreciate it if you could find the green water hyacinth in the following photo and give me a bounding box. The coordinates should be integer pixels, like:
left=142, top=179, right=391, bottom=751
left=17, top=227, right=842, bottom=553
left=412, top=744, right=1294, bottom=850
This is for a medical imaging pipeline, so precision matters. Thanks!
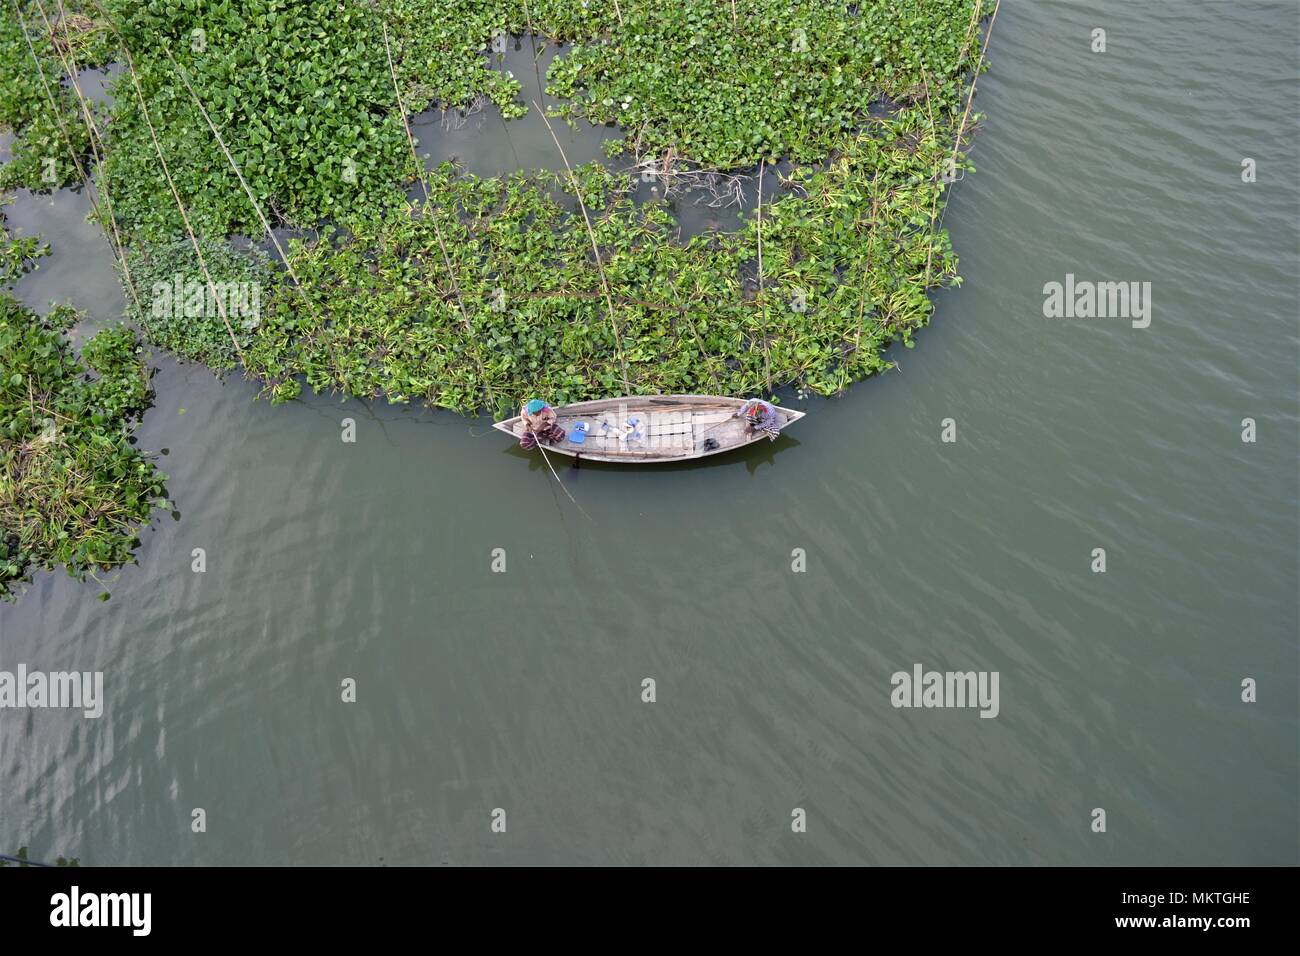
left=3, top=0, right=987, bottom=414
left=546, top=0, right=981, bottom=168
left=98, top=0, right=413, bottom=239
left=0, top=296, right=167, bottom=600
left=0, top=1, right=114, bottom=191
left=0, top=197, right=49, bottom=284
left=121, top=235, right=271, bottom=370
left=245, top=112, right=960, bottom=415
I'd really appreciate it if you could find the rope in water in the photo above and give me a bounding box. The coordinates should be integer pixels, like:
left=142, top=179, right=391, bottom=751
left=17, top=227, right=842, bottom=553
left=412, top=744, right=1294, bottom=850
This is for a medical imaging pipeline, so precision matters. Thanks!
left=528, top=430, right=594, bottom=523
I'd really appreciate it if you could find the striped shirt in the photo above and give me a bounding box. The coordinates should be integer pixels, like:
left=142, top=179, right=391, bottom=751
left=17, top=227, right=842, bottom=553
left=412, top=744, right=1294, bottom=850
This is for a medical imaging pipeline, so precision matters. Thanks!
left=735, top=399, right=783, bottom=440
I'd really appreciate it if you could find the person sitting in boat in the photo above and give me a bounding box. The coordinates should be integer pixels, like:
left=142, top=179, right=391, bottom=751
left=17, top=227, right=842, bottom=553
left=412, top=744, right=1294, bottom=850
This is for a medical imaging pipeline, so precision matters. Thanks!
left=734, top=398, right=783, bottom=441
left=519, top=398, right=566, bottom=449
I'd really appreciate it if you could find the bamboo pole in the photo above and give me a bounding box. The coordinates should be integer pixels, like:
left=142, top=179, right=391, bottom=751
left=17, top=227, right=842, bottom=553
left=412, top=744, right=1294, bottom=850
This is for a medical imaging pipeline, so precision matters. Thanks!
left=755, top=158, right=772, bottom=391
left=109, top=34, right=250, bottom=371
left=534, top=100, right=631, bottom=394
left=528, top=427, right=591, bottom=521
left=379, top=19, right=497, bottom=411
left=37, top=0, right=145, bottom=316
left=379, top=19, right=472, bottom=333
left=933, top=0, right=1001, bottom=246
left=157, top=43, right=366, bottom=394
left=71, top=0, right=249, bottom=372
left=11, top=0, right=144, bottom=318
left=950, top=0, right=1001, bottom=174
left=159, top=47, right=306, bottom=292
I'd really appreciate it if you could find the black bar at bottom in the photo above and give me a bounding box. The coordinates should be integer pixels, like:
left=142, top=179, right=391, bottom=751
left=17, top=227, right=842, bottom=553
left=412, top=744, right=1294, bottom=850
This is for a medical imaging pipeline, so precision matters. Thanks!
left=0, top=865, right=1287, bottom=940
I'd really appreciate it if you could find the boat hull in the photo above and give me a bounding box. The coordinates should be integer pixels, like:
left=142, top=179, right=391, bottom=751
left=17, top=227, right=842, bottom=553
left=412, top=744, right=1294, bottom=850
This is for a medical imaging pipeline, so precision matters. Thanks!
left=493, top=395, right=805, bottom=464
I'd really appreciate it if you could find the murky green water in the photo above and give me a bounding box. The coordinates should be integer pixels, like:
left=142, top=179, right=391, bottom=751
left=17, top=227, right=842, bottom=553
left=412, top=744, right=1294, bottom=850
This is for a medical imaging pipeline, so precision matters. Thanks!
left=2, top=1, right=1297, bottom=865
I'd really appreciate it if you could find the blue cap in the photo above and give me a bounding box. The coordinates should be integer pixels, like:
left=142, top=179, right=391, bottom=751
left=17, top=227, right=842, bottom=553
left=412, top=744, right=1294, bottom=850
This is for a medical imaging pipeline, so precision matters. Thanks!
left=525, top=399, right=546, bottom=414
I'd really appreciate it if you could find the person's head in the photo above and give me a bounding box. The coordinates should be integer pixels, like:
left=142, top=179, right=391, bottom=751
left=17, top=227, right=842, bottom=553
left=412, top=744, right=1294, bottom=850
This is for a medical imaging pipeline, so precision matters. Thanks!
left=525, top=399, right=547, bottom=415
left=745, top=403, right=763, bottom=419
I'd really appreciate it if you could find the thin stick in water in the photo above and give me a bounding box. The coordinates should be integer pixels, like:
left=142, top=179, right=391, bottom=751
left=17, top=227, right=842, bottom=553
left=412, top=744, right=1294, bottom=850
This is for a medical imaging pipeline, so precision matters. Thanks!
left=529, top=430, right=593, bottom=523
left=533, top=100, right=631, bottom=394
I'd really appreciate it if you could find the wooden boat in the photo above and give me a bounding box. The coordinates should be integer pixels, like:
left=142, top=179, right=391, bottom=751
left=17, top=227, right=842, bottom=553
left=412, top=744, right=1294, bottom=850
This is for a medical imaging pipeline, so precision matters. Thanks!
left=493, top=395, right=805, bottom=464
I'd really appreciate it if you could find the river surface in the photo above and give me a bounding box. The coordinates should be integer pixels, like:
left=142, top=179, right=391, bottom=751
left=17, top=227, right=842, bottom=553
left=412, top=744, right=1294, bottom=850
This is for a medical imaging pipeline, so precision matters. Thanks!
left=1, top=1, right=1296, bottom=865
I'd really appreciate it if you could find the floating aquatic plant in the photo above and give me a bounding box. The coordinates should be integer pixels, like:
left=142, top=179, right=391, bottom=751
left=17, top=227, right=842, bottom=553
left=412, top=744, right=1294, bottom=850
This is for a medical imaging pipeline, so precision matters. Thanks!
left=0, top=1, right=114, bottom=191
left=244, top=110, right=960, bottom=416
left=95, top=0, right=414, bottom=239
left=545, top=0, right=981, bottom=169
left=0, top=1, right=990, bottom=409
left=121, top=235, right=271, bottom=370
left=0, top=196, right=49, bottom=283
left=0, top=294, right=167, bottom=600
